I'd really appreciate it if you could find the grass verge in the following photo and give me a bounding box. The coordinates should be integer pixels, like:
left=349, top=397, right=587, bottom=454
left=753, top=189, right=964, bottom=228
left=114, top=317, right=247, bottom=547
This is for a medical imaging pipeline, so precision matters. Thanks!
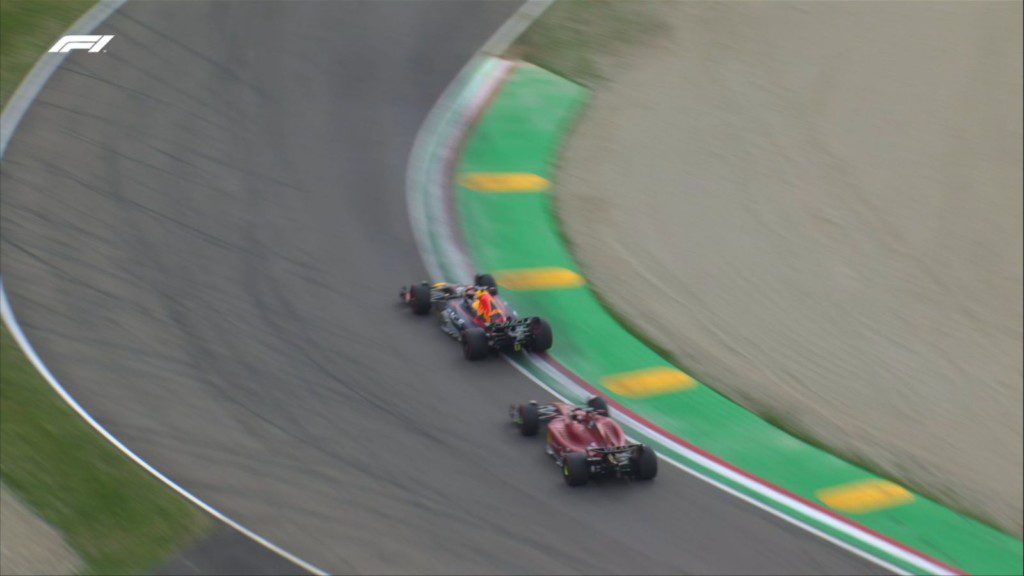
left=0, top=0, right=94, bottom=103
left=1, top=329, right=212, bottom=574
left=2, top=1, right=214, bottom=573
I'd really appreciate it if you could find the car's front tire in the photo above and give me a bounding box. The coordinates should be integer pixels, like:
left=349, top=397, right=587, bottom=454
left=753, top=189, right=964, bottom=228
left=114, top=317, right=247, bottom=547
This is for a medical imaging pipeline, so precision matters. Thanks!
left=462, top=328, right=489, bottom=360
left=516, top=403, right=539, bottom=436
left=409, top=282, right=432, bottom=315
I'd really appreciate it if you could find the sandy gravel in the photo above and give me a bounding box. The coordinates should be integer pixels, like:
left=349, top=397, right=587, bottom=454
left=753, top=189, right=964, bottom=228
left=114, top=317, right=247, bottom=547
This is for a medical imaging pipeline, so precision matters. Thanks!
left=556, top=1, right=1022, bottom=534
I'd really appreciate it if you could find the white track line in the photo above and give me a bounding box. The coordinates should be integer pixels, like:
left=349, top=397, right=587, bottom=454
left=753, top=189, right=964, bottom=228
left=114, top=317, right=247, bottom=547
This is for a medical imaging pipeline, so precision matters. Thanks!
left=0, top=291, right=327, bottom=575
left=501, top=359, right=907, bottom=575
left=403, top=4, right=959, bottom=574
left=406, top=0, right=554, bottom=284
left=0, top=1, right=328, bottom=573
left=406, top=59, right=912, bottom=576
left=0, top=3, right=124, bottom=156
left=523, top=354, right=954, bottom=574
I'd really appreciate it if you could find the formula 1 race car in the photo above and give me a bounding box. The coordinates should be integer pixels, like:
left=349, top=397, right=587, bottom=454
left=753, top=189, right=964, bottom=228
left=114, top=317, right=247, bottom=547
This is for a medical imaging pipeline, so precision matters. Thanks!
left=509, top=397, right=658, bottom=486
left=399, top=273, right=553, bottom=360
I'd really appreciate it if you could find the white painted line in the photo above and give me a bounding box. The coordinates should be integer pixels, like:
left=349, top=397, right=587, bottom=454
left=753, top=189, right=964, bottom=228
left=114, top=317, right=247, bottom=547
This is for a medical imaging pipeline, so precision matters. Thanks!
left=403, top=7, right=958, bottom=573
left=501, top=359, right=909, bottom=576
left=479, top=0, right=555, bottom=56
left=523, top=355, right=945, bottom=573
left=0, top=291, right=328, bottom=576
left=1, top=1, right=328, bottom=574
left=1, top=2, right=124, bottom=156
left=405, top=0, right=554, bottom=285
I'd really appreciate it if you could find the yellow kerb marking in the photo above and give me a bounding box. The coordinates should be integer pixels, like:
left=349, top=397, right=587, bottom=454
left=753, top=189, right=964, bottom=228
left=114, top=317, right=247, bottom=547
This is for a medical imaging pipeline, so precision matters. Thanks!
left=494, top=268, right=585, bottom=291
left=459, top=172, right=550, bottom=192
left=601, top=367, right=696, bottom=397
left=816, top=479, right=914, bottom=514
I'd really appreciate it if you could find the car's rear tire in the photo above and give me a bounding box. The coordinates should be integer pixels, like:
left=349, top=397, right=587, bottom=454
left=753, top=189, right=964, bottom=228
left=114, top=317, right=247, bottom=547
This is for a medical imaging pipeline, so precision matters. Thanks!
left=562, top=452, right=589, bottom=486
left=587, top=396, right=609, bottom=415
left=475, top=273, right=498, bottom=293
left=527, top=318, right=553, bottom=352
left=409, top=283, right=432, bottom=315
left=632, top=446, right=658, bottom=480
left=462, top=328, right=489, bottom=360
left=517, top=403, right=539, bottom=436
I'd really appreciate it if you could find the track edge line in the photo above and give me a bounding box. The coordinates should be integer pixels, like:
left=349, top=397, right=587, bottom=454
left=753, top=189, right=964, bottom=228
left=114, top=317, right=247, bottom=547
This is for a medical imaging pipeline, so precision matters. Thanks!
left=403, top=7, right=963, bottom=575
left=1, top=2, right=329, bottom=574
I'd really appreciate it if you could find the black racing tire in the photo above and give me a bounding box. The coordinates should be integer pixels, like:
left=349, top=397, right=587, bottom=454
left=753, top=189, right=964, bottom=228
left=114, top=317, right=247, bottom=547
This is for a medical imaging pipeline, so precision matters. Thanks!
left=462, top=328, right=489, bottom=360
left=562, top=452, right=589, bottom=487
left=586, top=396, right=609, bottom=415
left=632, top=446, right=658, bottom=481
left=517, top=403, right=539, bottom=436
left=527, top=318, right=553, bottom=352
left=409, top=283, right=432, bottom=315
left=474, top=273, right=498, bottom=293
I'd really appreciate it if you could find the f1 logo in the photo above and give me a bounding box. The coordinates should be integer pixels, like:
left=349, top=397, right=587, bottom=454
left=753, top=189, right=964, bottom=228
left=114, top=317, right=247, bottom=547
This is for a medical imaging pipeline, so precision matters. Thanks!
left=48, top=35, right=114, bottom=53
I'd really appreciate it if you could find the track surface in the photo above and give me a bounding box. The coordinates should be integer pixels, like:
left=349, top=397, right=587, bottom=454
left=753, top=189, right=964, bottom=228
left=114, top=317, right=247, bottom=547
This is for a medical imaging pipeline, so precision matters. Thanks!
left=1, top=2, right=881, bottom=573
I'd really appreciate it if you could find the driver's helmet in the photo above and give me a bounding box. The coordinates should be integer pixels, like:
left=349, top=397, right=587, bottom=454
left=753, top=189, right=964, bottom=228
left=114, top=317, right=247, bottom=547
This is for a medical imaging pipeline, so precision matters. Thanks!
left=477, top=291, right=505, bottom=323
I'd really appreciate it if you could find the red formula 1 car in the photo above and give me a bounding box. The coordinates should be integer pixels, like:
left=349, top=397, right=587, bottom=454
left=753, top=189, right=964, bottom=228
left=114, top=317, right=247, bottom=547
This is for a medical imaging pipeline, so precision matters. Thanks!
left=509, top=396, right=658, bottom=486
left=399, top=273, right=553, bottom=360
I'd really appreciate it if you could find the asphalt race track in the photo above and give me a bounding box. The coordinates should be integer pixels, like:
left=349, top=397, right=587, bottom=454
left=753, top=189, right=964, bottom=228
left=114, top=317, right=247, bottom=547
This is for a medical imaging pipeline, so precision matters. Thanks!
left=1, top=2, right=884, bottom=573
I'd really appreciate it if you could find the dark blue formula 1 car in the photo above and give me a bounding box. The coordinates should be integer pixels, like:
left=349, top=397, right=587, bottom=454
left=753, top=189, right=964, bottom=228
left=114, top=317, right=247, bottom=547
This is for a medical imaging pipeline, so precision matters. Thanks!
left=400, top=273, right=553, bottom=360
